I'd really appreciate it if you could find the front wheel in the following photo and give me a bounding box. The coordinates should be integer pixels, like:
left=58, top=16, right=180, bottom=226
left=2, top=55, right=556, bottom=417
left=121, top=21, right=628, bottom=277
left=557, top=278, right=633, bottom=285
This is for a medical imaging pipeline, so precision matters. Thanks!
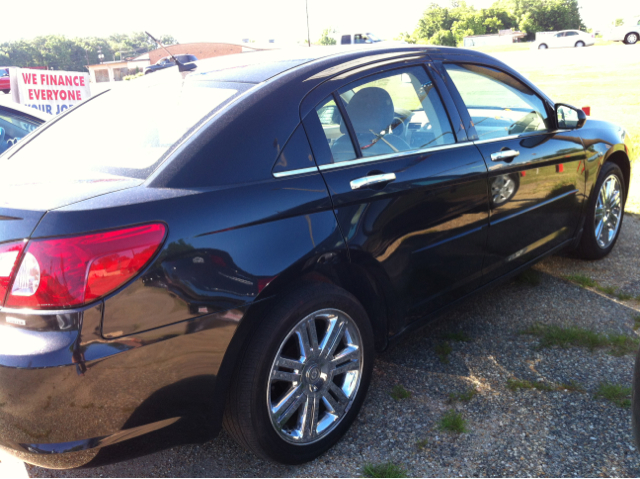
left=625, top=33, right=639, bottom=45
left=538, top=43, right=548, bottom=50
left=575, top=162, right=625, bottom=259
left=223, top=283, right=374, bottom=464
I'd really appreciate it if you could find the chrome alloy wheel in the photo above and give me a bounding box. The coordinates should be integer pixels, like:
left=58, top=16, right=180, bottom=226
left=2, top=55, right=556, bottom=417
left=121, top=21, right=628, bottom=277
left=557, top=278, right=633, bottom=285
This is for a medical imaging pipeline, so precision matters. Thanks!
left=267, top=308, right=363, bottom=444
left=491, top=175, right=516, bottom=205
left=594, top=174, right=623, bottom=249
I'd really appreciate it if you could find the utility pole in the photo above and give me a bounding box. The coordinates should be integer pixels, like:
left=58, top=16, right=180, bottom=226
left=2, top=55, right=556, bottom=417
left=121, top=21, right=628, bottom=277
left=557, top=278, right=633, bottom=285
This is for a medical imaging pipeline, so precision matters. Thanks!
left=306, top=0, right=311, bottom=47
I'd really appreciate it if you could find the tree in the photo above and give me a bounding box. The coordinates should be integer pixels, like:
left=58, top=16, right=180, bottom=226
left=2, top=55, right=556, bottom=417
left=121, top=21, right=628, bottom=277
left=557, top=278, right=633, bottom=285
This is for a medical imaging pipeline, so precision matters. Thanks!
left=496, top=0, right=585, bottom=39
left=408, top=1, right=517, bottom=46
left=0, top=32, right=177, bottom=72
left=429, top=30, right=457, bottom=46
left=317, top=28, right=337, bottom=45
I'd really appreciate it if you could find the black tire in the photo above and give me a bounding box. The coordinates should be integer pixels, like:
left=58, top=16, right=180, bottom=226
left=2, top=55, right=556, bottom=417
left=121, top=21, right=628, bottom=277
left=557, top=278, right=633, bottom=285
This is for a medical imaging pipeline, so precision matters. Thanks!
left=575, top=162, right=625, bottom=260
left=1, top=89, right=9, bottom=95
left=538, top=43, right=548, bottom=50
left=223, top=282, right=374, bottom=464
left=625, top=33, right=639, bottom=45
left=575, top=41, right=585, bottom=47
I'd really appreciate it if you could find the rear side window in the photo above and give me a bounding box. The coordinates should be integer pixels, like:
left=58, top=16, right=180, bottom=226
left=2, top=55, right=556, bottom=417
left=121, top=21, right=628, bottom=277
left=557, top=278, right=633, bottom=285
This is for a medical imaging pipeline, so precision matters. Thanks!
left=309, top=66, right=455, bottom=165
left=341, top=35, right=350, bottom=44
left=314, top=96, right=357, bottom=163
left=445, top=63, right=552, bottom=141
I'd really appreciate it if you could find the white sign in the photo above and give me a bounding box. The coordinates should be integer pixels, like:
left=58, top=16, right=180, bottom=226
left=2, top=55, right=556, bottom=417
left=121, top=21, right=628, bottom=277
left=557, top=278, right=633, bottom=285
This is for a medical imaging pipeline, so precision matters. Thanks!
left=10, top=68, right=91, bottom=115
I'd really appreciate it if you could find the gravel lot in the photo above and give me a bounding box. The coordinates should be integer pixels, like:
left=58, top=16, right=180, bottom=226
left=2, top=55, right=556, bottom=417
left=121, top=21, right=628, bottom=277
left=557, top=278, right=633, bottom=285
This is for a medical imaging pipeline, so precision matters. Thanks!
left=13, top=214, right=638, bottom=477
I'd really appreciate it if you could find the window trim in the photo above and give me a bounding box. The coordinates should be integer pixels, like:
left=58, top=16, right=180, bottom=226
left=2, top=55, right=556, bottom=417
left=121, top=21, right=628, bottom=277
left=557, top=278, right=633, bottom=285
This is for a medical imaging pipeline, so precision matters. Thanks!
left=317, top=141, right=471, bottom=171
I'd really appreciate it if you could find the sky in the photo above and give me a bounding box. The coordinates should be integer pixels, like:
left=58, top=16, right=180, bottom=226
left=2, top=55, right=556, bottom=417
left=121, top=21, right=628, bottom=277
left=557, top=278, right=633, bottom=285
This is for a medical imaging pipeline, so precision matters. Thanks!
left=0, top=0, right=637, bottom=46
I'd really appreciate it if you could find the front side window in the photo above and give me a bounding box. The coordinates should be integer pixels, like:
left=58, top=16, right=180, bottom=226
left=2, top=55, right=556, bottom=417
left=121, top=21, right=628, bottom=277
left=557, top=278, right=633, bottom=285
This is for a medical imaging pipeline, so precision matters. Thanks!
left=445, top=63, right=552, bottom=141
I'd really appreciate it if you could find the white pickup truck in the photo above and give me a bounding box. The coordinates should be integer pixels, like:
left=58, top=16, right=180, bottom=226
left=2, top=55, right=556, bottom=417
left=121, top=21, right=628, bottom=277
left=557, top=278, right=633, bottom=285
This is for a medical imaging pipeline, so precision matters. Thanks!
left=337, top=33, right=383, bottom=45
left=606, top=17, right=640, bottom=45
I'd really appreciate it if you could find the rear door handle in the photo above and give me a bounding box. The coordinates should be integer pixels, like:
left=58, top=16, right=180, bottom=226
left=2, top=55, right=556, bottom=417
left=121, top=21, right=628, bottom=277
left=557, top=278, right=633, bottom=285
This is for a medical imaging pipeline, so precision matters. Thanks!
left=491, top=149, right=520, bottom=162
left=350, top=173, right=396, bottom=190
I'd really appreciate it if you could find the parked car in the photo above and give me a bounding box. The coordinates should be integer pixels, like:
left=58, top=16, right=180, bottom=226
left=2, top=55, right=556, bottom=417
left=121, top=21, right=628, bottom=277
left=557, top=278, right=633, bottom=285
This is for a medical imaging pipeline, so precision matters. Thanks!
left=0, top=45, right=632, bottom=469
left=0, top=67, right=10, bottom=94
left=143, top=54, right=198, bottom=74
left=534, top=30, right=595, bottom=49
left=337, top=32, right=383, bottom=44
left=0, top=102, right=49, bottom=154
left=607, top=17, right=640, bottom=45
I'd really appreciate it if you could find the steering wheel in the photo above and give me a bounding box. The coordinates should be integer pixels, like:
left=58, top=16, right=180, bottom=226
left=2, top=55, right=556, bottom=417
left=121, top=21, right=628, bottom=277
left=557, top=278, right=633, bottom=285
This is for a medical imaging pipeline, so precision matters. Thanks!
left=508, top=110, right=543, bottom=135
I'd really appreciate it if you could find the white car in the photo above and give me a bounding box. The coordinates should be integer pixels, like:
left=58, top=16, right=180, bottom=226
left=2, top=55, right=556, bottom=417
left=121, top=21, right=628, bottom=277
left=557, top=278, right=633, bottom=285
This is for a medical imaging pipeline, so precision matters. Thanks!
left=607, top=17, right=640, bottom=45
left=534, top=30, right=595, bottom=49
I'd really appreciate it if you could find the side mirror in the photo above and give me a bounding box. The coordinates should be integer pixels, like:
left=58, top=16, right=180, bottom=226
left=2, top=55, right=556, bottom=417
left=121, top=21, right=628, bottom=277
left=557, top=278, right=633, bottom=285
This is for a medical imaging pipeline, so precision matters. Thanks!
left=556, top=103, right=586, bottom=130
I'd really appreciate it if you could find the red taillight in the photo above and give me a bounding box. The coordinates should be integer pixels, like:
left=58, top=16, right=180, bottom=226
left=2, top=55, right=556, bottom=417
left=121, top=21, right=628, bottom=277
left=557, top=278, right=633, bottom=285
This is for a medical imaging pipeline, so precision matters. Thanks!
left=4, top=224, right=166, bottom=309
left=0, top=241, right=27, bottom=307
left=582, top=106, right=591, bottom=116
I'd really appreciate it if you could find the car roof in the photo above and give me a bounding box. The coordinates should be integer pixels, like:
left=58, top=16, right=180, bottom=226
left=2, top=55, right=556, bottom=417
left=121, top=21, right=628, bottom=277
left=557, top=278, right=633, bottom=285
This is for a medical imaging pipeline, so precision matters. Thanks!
left=0, top=102, right=52, bottom=122
left=186, top=45, right=437, bottom=84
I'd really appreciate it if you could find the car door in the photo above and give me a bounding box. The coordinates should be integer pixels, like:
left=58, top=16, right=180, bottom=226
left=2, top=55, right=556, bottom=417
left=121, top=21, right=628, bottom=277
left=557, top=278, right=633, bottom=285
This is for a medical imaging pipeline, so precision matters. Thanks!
left=551, top=32, right=565, bottom=48
left=564, top=31, right=579, bottom=46
left=302, top=63, right=489, bottom=331
left=442, top=63, right=586, bottom=283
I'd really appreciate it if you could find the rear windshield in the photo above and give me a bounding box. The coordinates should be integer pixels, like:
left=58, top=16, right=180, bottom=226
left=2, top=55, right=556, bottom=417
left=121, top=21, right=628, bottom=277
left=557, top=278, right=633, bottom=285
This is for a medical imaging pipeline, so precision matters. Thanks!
left=4, top=70, right=251, bottom=179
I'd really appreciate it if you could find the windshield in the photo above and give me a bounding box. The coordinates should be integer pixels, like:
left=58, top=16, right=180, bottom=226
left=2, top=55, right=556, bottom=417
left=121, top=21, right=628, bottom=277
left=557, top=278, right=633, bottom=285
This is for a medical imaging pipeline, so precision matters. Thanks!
left=4, top=71, right=251, bottom=180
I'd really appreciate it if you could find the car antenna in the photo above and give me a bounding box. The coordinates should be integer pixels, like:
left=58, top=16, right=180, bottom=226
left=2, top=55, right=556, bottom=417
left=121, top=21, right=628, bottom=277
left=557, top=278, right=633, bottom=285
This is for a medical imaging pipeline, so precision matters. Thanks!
left=145, top=31, right=196, bottom=72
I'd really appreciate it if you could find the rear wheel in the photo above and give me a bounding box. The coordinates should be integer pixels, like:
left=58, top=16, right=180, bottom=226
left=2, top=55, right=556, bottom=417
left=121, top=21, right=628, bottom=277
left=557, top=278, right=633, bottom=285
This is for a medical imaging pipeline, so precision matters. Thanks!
left=575, top=162, right=625, bottom=259
left=575, top=41, right=585, bottom=47
left=223, top=283, right=374, bottom=464
left=625, top=33, right=639, bottom=45
left=538, top=43, right=548, bottom=49
left=1, top=89, right=9, bottom=94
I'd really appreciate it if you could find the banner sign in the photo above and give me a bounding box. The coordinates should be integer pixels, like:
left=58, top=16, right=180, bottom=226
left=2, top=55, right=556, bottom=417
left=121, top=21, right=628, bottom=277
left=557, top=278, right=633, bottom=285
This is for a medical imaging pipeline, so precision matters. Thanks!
left=10, top=68, right=91, bottom=115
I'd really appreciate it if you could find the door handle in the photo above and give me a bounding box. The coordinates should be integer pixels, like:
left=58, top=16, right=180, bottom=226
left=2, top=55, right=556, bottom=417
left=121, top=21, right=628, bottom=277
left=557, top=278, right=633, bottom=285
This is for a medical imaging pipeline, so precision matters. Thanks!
left=350, top=173, right=396, bottom=190
left=491, top=149, right=520, bottom=162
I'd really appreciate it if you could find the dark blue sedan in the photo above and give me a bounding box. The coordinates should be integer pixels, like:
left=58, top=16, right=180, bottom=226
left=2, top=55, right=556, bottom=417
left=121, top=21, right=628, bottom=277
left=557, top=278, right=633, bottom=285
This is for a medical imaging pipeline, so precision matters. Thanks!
left=0, top=45, right=632, bottom=468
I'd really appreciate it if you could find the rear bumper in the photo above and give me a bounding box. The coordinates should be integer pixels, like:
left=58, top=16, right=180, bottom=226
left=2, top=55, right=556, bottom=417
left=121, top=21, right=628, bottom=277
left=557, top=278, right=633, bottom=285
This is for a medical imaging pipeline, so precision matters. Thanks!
left=0, top=304, right=242, bottom=468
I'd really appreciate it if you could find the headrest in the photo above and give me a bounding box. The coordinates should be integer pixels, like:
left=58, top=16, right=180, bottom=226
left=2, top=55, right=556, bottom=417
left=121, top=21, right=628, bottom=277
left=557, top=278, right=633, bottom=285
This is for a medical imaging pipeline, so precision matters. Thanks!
left=345, top=87, right=394, bottom=135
